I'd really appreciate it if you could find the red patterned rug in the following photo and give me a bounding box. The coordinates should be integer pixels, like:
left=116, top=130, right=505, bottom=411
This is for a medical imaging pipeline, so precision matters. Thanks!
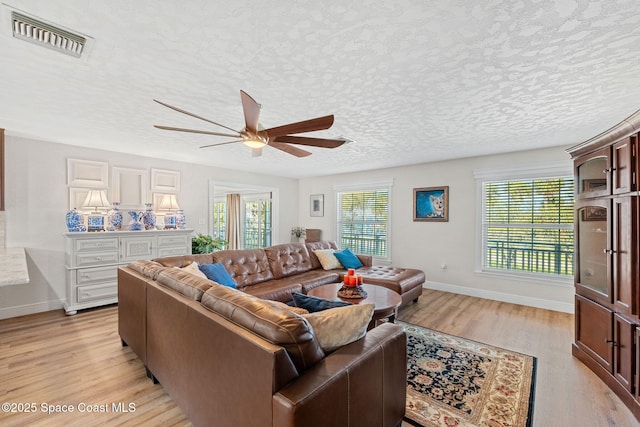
left=400, top=322, right=536, bottom=427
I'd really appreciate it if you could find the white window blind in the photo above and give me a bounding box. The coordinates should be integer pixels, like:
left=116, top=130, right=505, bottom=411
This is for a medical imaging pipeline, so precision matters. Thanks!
left=481, top=176, right=574, bottom=277
left=337, top=187, right=390, bottom=258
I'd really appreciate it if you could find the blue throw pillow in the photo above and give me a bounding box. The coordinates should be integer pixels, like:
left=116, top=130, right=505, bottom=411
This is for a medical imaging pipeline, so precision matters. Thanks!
left=198, top=262, right=237, bottom=289
left=334, top=248, right=363, bottom=269
left=291, top=292, right=350, bottom=312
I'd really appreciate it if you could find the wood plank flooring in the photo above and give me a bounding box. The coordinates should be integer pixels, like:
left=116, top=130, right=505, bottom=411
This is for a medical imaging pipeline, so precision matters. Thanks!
left=0, top=289, right=637, bottom=427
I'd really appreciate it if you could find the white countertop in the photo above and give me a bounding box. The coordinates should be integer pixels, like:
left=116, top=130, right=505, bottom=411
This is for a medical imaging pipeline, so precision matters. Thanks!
left=0, top=247, right=30, bottom=286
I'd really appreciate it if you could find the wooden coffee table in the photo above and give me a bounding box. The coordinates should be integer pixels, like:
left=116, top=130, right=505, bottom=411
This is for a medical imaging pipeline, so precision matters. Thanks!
left=307, top=283, right=402, bottom=329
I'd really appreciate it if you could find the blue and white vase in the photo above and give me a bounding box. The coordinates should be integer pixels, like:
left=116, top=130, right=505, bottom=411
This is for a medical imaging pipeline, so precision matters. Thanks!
left=176, top=209, right=186, bottom=229
left=66, top=208, right=86, bottom=232
left=143, top=203, right=156, bottom=230
left=128, top=211, right=144, bottom=231
left=107, top=201, right=123, bottom=231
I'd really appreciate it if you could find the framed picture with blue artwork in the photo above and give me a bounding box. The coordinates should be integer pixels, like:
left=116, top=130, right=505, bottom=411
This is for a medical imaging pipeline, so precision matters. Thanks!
left=413, top=186, right=449, bottom=222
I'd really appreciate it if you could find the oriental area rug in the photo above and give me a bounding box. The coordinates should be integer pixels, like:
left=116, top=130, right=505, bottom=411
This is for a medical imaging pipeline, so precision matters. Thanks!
left=400, top=322, right=537, bottom=427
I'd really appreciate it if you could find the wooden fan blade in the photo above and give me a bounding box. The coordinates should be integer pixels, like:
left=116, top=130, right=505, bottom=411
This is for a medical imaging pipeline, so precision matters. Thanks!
left=154, top=125, right=240, bottom=138
left=240, top=90, right=261, bottom=134
left=263, top=115, right=335, bottom=139
left=199, top=140, right=242, bottom=149
left=273, top=135, right=345, bottom=148
left=269, top=141, right=312, bottom=157
left=153, top=99, right=240, bottom=134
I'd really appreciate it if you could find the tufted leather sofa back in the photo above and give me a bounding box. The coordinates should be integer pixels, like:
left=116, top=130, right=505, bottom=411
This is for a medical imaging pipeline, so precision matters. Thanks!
left=264, top=243, right=314, bottom=279
left=212, top=248, right=274, bottom=288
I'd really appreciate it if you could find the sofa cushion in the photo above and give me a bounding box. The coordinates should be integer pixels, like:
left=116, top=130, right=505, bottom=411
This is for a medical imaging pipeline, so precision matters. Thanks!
left=313, top=249, right=342, bottom=270
left=291, top=292, right=350, bottom=312
left=212, top=249, right=274, bottom=288
left=357, top=266, right=426, bottom=295
left=199, top=262, right=237, bottom=288
left=127, top=260, right=166, bottom=280
left=305, top=241, right=339, bottom=269
left=201, top=285, right=325, bottom=372
left=334, top=248, right=364, bottom=269
left=265, top=243, right=314, bottom=279
left=179, top=261, right=208, bottom=279
left=303, top=304, right=374, bottom=353
left=241, top=279, right=303, bottom=302
left=156, top=268, right=214, bottom=301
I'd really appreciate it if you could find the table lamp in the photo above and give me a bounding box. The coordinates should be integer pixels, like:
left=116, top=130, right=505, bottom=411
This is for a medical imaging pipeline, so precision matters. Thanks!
left=158, top=194, right=180, bottom=229
left=82, top=189, right=111, bottom=231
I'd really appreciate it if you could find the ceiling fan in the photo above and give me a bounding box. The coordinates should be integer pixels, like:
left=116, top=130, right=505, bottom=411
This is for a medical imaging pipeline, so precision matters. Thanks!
left=154, top=90, right=347, bottom=157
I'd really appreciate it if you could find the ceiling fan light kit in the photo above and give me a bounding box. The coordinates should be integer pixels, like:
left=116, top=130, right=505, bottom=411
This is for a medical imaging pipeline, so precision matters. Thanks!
left=154, top=90, right=347, bottom=158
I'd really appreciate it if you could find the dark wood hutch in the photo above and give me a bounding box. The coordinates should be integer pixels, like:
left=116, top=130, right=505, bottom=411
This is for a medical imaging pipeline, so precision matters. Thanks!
left=567, top=109, right=640, bottom=420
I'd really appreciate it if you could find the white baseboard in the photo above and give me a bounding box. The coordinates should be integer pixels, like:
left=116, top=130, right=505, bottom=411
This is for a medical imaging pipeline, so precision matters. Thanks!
left=425, top=281, right=574, bottom=314
left=0, top=298, right=65, bottom=320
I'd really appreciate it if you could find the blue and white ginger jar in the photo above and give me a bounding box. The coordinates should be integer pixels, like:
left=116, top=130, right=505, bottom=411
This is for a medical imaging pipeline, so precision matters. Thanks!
left=176, top=209, right=186, bottom=229
left=66, top=208, right=86, bottom=232
left=107, top=202, right=123, bottom=231
left=143, top=203, right=156, bottom=230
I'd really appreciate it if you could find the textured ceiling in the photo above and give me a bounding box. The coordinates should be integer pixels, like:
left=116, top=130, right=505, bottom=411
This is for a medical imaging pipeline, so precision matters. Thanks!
left=1, top=0, right=640, bottom=178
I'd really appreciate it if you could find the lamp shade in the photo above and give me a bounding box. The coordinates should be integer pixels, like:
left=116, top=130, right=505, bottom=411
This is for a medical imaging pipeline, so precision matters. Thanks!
left=82, top=189, right=111, bottom=212
left=158, top=194, right=180, bottom=210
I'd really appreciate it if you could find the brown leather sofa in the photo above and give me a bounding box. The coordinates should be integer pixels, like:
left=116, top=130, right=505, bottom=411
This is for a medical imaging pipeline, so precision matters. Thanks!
left=118, top=258, right=408, bottom=427
left=152, top=241, right=425, bottom=306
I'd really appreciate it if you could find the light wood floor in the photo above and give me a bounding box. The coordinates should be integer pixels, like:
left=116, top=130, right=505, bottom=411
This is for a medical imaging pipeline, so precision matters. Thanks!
left=1, top=289, right=637, bottom=427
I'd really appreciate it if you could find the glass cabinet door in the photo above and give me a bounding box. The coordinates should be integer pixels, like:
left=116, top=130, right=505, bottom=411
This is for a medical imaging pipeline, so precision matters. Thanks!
left=576, top=147, right=610, bottom=198
left=576, top=202, right=610, bottom=302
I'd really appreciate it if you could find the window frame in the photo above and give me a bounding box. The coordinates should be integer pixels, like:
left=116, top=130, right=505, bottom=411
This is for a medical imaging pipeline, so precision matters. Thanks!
left=474, top=163, right=574, bottom=286
left=334, top=179, right=393, bottom=263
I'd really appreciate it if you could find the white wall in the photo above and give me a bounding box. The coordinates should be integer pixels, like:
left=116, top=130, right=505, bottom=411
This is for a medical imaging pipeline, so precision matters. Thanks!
left=0, top=135, right=298, bottom=319
left=298, top=145, right=575, bottom=313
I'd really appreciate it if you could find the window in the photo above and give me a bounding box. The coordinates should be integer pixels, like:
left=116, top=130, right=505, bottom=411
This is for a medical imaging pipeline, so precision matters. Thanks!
left=336, top=180, right=392, bottom=259
left=479, top=171, right=574, bottom=279
left=211, top=200, right=226, bottom=241
left=243, top=194, right=272, bottom=249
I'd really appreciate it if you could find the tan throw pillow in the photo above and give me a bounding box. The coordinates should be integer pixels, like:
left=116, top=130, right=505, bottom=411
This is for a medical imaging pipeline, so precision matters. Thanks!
left=180, top=262, right=208, bottom=279
left=313, top=249, right=342, bottom=270
left=303, top=304, right=374, bottom=353
left=266, top=299, right=309, bottom=315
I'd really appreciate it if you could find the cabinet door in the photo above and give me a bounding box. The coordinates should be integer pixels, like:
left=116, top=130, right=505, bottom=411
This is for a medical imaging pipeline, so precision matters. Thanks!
left=612, top=135, right=637, bottom=195
left=613, top=314, right=635, bottom=393
left=120, top=236, right=156, bottom=262
left=612, top=197, right=637, bottom=315
left=575, top=199, right=611, bottom=306
left=575, top=295, right=613, bottom=372
left=576, top=147, right=610, bottom=198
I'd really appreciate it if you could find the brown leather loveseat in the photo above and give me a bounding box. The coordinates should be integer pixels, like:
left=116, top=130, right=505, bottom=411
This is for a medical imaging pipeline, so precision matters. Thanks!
left=118, top=246, right=409, bottom=426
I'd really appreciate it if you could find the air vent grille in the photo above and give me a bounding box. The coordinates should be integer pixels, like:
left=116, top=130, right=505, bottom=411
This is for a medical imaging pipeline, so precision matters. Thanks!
left=11, top=11, right=86, bottom=57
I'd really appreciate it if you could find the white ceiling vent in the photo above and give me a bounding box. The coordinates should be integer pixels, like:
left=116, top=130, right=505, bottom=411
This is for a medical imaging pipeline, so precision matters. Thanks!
left=3, top=4, right=93, bottom=59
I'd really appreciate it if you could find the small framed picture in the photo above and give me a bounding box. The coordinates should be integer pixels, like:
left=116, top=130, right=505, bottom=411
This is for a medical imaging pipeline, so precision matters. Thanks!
left=310, top=194, right=324, bottom=217
left=413, top=186, right=449, bottom=222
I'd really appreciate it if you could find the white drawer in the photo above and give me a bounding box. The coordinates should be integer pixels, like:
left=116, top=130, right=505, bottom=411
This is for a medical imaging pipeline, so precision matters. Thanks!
left=158, top=234, right=189, bottom=248
left=77, top=282, right=117, bottom=303
left=75, top=237, right=119, bottom=252
left=76, top=251, right=119, bottom=267
left=76, top=266, right=117, bottom=285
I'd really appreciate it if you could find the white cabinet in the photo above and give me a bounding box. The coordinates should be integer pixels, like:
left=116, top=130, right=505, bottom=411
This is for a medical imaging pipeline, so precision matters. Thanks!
left=64, top=229, right=192, bottom=314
